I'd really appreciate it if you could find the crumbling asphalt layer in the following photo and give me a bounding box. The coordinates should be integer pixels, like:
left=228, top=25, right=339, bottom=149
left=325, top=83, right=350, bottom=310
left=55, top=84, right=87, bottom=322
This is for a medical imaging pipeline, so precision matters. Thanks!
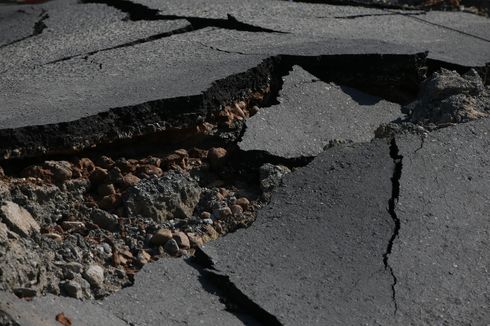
left=0, top=0, right=489, bottom=325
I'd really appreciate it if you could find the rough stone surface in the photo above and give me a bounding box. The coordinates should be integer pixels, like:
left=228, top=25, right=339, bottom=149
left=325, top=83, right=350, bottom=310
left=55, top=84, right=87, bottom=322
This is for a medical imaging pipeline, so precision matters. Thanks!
left=405, top=68, right=489, bottom=125
left=0, top=201, right=40, bottom=237
left=239, top=66, right=403, bottom=158
left=125, top=171, right=201, bottom=222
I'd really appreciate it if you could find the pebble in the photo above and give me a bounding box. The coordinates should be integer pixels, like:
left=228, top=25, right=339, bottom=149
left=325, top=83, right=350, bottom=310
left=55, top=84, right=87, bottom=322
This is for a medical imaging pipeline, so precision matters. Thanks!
left=203, top=225, right=219, bottom=240
left=173, top=231, right=190, bottom=249
left=45, top=233, right=63, bottom=241
left=97, top=183, right=116, bottom=196
left=150, top=228, right=173, bottom=246
left=187, top=233, right=204, bottom=247
left=230, top=204, right=243, bottom=216
left=91, top=209, right=118, bottom=231
left=137, top=250, right=151, bottom=265
left=77, top=158, right=95, bottom=173
left=200, top=211, right=211, bottom=219
left=121, top=173, right=141, bottom=188
left=96, top=155, right=115, bottom=169
left=218, top=207, right=232, bottom=219
left=203, top=218, right=213, bottom=225
left=98, top=193, right=121, bottom=210
left=164, top=239, right=180, bottom=256
left=61, top=280, right=83, bottom=299
left=0, top=201, right=40, bottom=237
left=60, top=221, right=85, bottom=231
left=207, top=147, right=227, bottom=169
left=90, top=167, right=109, bottom=185
left=236, top=197, right=250, bottom=210
left=62, top=262, right=83, bottom=274
left=83, top=264, right=105, bottom=288
left=13, top=287, right=37, bottom=298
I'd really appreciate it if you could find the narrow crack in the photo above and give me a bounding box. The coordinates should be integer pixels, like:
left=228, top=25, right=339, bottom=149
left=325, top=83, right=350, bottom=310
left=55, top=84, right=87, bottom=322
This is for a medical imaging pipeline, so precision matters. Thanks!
left=399, top=12, right=490, bottom=43
left=383, top=137, right=403, bottom=314
left=188, top=249, right=283, bottom=325
left=330, top=11, right=426, bottom=19
left=0, top=9, right=48, bottom=49
left=44, top=24, right=195, bottom=65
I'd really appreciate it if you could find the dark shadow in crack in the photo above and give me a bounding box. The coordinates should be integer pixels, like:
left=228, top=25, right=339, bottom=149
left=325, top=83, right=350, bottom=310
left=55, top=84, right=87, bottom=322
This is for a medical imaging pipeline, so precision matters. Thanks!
left=340, top=85, right=383, bottom=105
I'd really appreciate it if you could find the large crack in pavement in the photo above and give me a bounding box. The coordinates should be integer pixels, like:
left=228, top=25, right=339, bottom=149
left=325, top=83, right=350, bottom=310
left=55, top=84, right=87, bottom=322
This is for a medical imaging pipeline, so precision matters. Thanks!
left=189, top=249, right=283, bottom=325
left=383, top=137, right=403, bottom=314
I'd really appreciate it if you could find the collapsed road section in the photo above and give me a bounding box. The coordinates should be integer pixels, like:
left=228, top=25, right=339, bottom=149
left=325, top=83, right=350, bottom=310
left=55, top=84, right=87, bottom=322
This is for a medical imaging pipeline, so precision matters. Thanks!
left=0, top=0, right=489, bottom=325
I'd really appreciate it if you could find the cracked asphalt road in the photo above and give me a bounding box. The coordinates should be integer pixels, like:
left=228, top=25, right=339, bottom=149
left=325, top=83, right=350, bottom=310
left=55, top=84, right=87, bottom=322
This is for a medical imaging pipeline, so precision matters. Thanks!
left=0, top=0, right=489, bottom=325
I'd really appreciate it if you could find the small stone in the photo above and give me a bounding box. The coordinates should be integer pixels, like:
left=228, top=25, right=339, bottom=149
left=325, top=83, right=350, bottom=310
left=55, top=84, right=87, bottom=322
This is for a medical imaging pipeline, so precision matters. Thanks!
left=45, top=233, right=63, bottom=241
left=98, top=193, right=121, bottom=210
left=187, top=233, right=204, bottom=248
left=218, top=207, right=232, bottom=219
left=135, top=164, right=163, bottom=178
left=0, top=165, right=4, bottom=177
left=44, top=161, right=73, bottom=182
left=97, top=183, right=116, bottom=197
left=236, top=197, right=250, bottom=210
left=83, top=264, right=105, bottom=288
left=207, top=147, right=227, bottom=169
left=90, top=167, right=109, bottom=185
left=173, top=231, right=190, bottom=249
left=60, top=221, right=85, bottom=231
left=91, top=209, right=118, bottom=231
left=203, top=218, right=213, bottom=225
left=203, top=225, right=219, bottom=240
left=200, top=211, right=211, bottom=219
left=141, top=156, right=162, bottom=167
left=13, top=287, right=37, bottom=298
left=174, top=149, right=189, bottom=157
left=164, top=239, right=179, bottom=256
left=230, top=204, right=243, bottom=216
left=76, top=158, right=95, bottom=174
left=121, top=173, right=141, bottom=188
left=96, top=155, right=115, bottom=169
left=61, top=280, right=83, bottom=299
left=150, top=228, right=173, bottom=246
left=0, top=201, right=40, bottom=237
left=115, top=158, right=135, bottom=173
left=137, top=250, right=151, bottom=265
left=62, top=262, right=83, bottom=274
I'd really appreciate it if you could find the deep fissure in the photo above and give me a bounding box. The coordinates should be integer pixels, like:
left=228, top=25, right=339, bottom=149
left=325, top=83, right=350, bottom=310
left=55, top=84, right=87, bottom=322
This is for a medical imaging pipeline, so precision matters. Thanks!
left=383, top=137, right=403, bottom=314
left=188, top=250, right=283, bottom=325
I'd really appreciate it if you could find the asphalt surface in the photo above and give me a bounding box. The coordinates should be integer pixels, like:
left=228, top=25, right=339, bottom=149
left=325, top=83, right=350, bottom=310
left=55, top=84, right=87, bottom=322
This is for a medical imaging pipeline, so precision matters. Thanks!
left=0, top=0, right=488, bottom=146
left=239, top=65, right=402, bottom=158
left=0, top=0, right=489, bottom=325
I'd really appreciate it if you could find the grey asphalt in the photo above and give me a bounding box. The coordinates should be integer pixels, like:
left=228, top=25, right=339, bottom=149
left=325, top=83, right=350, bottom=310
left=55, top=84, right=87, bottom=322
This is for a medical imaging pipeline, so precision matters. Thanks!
left=239, top=65, right=402, bottom=158
left=0, top=0, right=488, bottom=133
left=200, top=118, right=490, bottom=325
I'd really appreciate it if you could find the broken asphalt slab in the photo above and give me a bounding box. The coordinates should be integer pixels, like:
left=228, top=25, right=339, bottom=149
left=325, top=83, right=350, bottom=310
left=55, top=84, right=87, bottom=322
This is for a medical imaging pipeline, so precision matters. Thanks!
left=390, top=118, right=490, bottom=324
left=103, top=259, right=258, bottom=326
left=199, top=118, right=490, bottom=325
left=239, top=65, right=402, bottom=158
left=0, top=0, right=489, bottom=159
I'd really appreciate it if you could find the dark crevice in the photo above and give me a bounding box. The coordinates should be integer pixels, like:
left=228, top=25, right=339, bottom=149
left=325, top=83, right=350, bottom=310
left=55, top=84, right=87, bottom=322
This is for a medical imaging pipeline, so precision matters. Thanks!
left=0, top=9, right=48, bottom=49
left=330, top=11, right=426, bottom=18
left=188, top=250, right=283, bottom=325
left=80, top=0, right=285, bottom=32
left=196, top=41, right=252, bottom=56
left=2, top=52, right=486, bottom=162
left=383, top=137, right=403, bottom=314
